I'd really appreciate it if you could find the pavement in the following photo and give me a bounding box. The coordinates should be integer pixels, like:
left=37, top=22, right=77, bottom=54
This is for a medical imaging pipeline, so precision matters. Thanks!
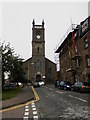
left=2, top=85, right=35, bottom=109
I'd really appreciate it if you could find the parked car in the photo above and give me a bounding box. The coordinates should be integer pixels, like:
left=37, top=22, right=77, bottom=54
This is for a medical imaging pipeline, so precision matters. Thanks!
left=59, top=81, right=72, bottom=90
left=27, top=82, right=31, bottom=86
left=3, top=83, right=16, bottom=90
left=71, top=81, right=90, bottom=93
left=38, top=80, right=45, bottom=86
left=55, top=80, right=60, bottom=88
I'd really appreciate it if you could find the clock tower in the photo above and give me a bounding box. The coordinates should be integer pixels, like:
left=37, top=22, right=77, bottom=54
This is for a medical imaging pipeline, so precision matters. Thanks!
left=31, top=19, right=45, bottom=81
left=23, top=20, right=56, bottom=84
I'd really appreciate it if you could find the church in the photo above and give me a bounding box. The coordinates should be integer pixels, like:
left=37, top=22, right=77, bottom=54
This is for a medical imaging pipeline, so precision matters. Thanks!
left=23, top=20, right=56, bottom=84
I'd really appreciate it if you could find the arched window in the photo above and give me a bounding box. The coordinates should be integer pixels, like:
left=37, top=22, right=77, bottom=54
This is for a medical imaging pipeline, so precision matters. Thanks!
left=35, top=59, right=42, bottom=71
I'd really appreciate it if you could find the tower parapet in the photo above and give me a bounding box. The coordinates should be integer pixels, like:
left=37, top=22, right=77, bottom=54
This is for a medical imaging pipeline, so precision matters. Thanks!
left=32, top=19, right=35, bottom=27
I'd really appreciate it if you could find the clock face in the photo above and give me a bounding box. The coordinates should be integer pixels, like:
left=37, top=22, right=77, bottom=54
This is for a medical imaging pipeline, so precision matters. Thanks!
left=36, top=35, right=41, bottom=39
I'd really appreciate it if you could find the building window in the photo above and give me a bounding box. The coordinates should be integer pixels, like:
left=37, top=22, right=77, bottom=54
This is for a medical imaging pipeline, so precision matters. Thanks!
left=74, top=32, right=77, bottom=38
left=76, top=57, right=81, bottom=68
left=84, top=38, right=88, bottom=49
left=75, top=45, right=78, bottom=54
left=87, top=57, right=90, bottom=67
left=76, top=59, right=79, bottom=68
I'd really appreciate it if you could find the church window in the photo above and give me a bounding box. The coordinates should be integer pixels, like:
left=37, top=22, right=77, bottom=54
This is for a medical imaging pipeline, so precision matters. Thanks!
left=35, top=59, right=42, bottom=71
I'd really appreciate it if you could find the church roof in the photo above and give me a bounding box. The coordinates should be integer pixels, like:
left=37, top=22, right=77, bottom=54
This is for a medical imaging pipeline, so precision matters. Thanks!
left=23, top=57, right=32, bottom=63
left=45, top=57, right=56, bottom=65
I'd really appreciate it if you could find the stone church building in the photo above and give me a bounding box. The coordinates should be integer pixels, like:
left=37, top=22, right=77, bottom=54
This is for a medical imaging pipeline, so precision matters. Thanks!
left=23, top=20, right=56, bottom=84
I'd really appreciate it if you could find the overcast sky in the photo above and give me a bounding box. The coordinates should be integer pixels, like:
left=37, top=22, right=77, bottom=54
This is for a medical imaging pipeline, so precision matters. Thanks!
left=1, top=1, right=89, bottom=63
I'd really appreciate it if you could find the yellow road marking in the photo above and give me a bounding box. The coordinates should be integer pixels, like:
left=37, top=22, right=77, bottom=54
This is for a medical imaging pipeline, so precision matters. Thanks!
left=0, top=86, right=40, bottom=113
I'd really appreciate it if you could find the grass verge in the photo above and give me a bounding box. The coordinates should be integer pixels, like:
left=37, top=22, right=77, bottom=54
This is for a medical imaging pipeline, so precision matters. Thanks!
left=2, top=87, right=22, bottom=100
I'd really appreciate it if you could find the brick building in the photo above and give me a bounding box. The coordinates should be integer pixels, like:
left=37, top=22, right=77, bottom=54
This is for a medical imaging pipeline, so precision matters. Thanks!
left=23, top=20, right=56, bottom=84
left=55, top=16, right=90, bottom=84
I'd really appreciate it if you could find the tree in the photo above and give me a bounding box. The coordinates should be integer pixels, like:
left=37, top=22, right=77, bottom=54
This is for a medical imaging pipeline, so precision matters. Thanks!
left=1, top=42, right=25, bottom=85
